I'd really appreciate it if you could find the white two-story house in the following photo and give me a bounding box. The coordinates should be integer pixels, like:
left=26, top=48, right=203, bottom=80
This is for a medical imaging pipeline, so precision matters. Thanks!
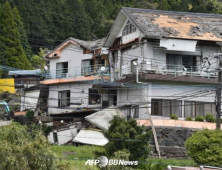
left=103, top=7, right=222, bottom=120
left=41, top=37, right=113, bottom=116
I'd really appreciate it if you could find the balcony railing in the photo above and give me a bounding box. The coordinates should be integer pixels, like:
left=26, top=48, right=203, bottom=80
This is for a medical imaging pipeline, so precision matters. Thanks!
left=121, top=63, right=218, bottom=79
left=46, top=65, right=109, bottom=79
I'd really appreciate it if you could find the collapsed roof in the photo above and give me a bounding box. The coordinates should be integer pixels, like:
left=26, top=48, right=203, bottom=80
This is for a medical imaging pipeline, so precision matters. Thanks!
left=69, top=37, right=106, bottom=50
left=122, top=7, right=222, bottom=41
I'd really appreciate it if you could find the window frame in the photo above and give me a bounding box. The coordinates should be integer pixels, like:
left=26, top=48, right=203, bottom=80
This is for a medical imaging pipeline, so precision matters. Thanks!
left=58, top=90, right=70, bottom=107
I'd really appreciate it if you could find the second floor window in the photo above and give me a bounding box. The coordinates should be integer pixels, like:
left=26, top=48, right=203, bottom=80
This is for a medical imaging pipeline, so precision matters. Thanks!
left=56, top=62, right=68, bottom=78
left=122, top=20, right=136, bottom=36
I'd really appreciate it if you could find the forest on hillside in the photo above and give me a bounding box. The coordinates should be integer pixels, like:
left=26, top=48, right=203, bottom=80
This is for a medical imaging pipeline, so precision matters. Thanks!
left=1, top=0, right=222, bottom=69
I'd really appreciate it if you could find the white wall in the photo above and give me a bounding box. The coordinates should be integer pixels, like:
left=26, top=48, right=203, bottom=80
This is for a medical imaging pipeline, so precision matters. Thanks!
left=117, top=82, right=216, bottom=118
left=49, top=44, right=93, bottom=78
left=48, top=83, right=101, bottom=114
left=48, top=128, right=78, bottom=145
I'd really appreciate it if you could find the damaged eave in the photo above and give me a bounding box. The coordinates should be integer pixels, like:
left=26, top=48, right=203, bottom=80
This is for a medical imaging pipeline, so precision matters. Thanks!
left=40, top=76, right=110, bottom=85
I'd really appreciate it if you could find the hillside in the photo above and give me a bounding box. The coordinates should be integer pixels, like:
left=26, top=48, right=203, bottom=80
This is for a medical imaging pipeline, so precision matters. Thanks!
left=1, top=0, right=222, bottom=55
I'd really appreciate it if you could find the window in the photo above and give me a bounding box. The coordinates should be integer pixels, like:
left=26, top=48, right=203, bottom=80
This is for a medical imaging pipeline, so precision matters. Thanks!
left=58, top=90, right=70, bottom=107
left=184, top=101, right=193, bottom=117
left=184, top=101, right=216, bottom=118
left=195, top=102, right=216, bottom=117
left=89, top=89, right=101, bottom=105
left=166, top=54, right=197, bottom=70
left=56, top=62, right=68, bottom=78
left=122, top=20, right=136, bottom=36
left=151, top=99, right=182, bottom=117
left=82, top=59, right=94, bottom=76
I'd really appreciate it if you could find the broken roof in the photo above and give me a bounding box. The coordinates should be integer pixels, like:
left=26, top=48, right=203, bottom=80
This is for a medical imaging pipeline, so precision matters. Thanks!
left=69, top=37, right=106, bottom=50
left=122, top=7, right=222, bottom=41
left=46, top=37, right=106, bottom=59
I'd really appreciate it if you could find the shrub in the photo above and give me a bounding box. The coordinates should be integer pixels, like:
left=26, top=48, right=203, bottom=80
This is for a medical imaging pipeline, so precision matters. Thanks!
left=195, top=116, right=204, bottom=122
left=204, top=114, right=216, bottom=123
left=185, top=117, right=193, bottom=121
left=185, top=129, right=222, bottom=166
left=26, top=110, right=35, bottom=120
left=0, top=123, right=71, bottom=170
left=170, top=114, right=178, bottom=120
left=104, top=116, right=151, bottom=162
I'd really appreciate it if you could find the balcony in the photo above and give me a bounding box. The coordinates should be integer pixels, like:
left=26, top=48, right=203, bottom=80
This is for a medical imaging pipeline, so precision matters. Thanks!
left=45, top=65, right=109, bottom=80
left=120, top=63, right=218, bottom=84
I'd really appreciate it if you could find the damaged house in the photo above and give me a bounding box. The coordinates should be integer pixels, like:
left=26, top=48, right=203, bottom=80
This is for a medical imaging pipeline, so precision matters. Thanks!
left=40, top=37, right=116, bottom=117
left=103, top=7, right=222, bottom=125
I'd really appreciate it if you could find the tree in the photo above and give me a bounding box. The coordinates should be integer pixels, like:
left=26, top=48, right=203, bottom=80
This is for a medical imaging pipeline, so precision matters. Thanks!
left=30, top=48, right=46, bottom=69
left=157, top=0, right=170, bottom=10
left=12, top=7, right=32, bottom=61
left=0, top=1, right=32, bottom=69
left=0, top=123, right=71, bottom=170
left=104, top=116, right=151, bottom=162
left=185, top=129, right=222, bottom=166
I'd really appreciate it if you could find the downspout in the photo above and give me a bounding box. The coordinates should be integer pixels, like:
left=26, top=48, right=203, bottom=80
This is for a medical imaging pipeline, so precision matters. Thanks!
left=136, top=66, right=143, bottom=83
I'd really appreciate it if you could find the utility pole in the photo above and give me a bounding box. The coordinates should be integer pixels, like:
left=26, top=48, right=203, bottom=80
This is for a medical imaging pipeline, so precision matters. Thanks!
left=216, top=59, right=222, bottom=130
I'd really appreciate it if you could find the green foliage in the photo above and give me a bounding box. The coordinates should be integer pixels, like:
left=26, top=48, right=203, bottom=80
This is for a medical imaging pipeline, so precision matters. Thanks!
left=104, top=149, right=134, bottom=170
left=12, top=7, right=32, bottom=60
left=185, top=129, right=222, bottom=166
left=185, top=116, right=193, bottom=121
left=204, top=114, right=216, bottom=122
left=195, top=116, right=204, bottom=122
left=170, top=114, right=178, bottom=120
left=1, top=0, right=222, bottom=59
left=30, top=48, right=46, bottom=70
left=138, top=161, right=166, bottom=170
left=26, top=109, right=34, bottom=120
left=0, top=123, right=55, bottom=170
left=0, top=1, right=32, bottom=69
left=104, top=116, right=151, bottom=162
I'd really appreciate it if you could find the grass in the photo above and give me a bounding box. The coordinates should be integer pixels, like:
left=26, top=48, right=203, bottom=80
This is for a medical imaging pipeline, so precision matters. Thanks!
left=51, top=145, right=196, bottom=169
left=147, top=158, right=196, bottom=167
left=51, top=145, right=104, bottom=170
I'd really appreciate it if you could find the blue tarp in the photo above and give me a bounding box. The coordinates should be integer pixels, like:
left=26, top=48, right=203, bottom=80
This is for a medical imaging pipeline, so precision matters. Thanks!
left=8, top=69, right=42, bottom=76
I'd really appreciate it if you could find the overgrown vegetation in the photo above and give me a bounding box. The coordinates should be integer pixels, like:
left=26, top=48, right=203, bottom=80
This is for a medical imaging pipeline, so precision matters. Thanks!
left=185, top=129, right=222, bottom=166
left=0, top=2, right=32, bottom=70
left=1, top=0, right=222, bottom=57
left=104, top=116, right=151, bottom=165
left=0, top=123, right=71, bottom=170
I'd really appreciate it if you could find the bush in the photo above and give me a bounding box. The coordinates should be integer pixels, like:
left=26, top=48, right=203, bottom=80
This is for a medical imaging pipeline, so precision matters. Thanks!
left=204, top=114, right=216, bottom=123
left=185, top=129, right=222, bottom=166
left=0, top=123, right=70, bottom=170
left=104, top=116, right=151, bottom=162
left=185, top=117, right=193, bottom=121
left=170, top=114, right=178, bottom=120
left=26, top=110, right=35, bottom=120
left=195, top=116, right=204, bottom=122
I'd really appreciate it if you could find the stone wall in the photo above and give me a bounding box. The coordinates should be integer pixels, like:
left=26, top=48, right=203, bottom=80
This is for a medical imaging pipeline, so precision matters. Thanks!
left=146, top=127, right=196, bottom=158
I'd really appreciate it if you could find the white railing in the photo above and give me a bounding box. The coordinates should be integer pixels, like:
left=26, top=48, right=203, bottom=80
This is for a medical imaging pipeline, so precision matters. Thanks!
left=46, top=65, right=109, bottom=79
left=121, top=63, right=218, bottom=79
